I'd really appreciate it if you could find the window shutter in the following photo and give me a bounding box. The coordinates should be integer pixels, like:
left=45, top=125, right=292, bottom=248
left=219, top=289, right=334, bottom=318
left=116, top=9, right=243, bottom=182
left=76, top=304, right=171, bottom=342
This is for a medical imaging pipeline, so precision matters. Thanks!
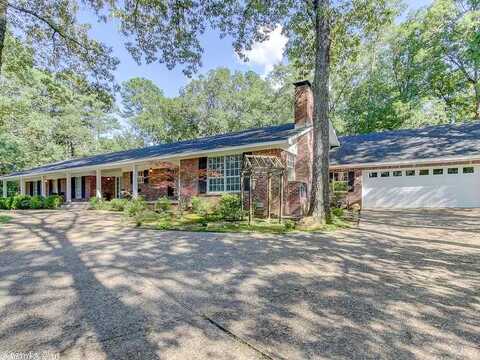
left=143, top=170, right=149, bottom=184
left=57, top=179, right=61, bottom=195
left=37, top=181, right=41, bottom=196
left=48, top=180, right=53, bottom=195
left=130, top=171, right=133, bottom=187
left=198, top=157, right=207, bottom=194
left=348, top=171, right=355, bottom=192
left=71, top=177, right=76, bottom=200
left=81, top=177, right=86, bottom=199
left=243, top=152, right=252, bottom=191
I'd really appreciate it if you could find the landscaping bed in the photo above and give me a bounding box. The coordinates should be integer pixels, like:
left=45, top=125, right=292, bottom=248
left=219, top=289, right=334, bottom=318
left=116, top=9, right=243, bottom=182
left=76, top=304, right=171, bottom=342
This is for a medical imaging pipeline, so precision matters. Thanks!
left=89, top=194, right=351, bottom=234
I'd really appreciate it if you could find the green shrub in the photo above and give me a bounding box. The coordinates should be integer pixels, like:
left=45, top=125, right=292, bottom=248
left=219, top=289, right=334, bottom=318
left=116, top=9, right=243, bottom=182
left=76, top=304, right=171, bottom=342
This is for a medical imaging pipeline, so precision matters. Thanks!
left=190, top=196, right=212, bottom=216
left=124, top=197, right=148, bottom=217
left=44, top=195, right=63, bottom=209
left=134, top=209, right=158, bottom=227
left=0, top=197, right=7, bottom=210
left=11, top=195, right=32, bottom=209
left=284, top=220, right=296, bottom=231
left=154, top=197, right=171, bottom=212
left=5, top=196, right=14, bottom=210
left=89, top=197, right=111, bottom=210
left=332, top=181, right=348, bottom=193
left=110, top=198, right=129, bottom=212
left=331, top=207, right=344, bottom=218
left=218, top=194, right=243, bottom=221
left=30, top=195, right=45, bottom=209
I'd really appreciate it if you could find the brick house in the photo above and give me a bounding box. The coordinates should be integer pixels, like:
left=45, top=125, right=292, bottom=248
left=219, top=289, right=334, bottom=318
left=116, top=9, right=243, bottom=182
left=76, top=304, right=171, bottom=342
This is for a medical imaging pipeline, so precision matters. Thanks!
left=3, top=79, right=480, bottom=211
left=0, top=81, right=340, bottom=217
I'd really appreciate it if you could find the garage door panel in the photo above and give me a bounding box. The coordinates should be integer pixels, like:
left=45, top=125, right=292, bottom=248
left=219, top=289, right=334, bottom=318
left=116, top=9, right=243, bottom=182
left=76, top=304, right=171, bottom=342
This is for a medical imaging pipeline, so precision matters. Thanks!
left=363, top=166, right=480, bottom=209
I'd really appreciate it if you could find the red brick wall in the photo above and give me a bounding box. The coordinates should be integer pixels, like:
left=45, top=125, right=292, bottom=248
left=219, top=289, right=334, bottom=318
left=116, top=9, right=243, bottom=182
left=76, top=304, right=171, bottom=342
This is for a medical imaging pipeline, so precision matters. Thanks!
left=138, top=167, right=177, bottom=201
left=85, top=176, right=96, bottom=200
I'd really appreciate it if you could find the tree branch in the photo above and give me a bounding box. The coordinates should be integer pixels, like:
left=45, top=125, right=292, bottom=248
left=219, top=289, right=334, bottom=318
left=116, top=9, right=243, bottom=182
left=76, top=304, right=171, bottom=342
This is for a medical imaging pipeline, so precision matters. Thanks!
left=4, top=1, right=90, bottom=53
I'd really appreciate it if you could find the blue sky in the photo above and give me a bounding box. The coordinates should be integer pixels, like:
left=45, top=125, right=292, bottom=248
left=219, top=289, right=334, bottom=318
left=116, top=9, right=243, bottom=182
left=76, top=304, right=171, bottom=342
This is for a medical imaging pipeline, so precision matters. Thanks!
left=79, top=0, right=431, bottom=98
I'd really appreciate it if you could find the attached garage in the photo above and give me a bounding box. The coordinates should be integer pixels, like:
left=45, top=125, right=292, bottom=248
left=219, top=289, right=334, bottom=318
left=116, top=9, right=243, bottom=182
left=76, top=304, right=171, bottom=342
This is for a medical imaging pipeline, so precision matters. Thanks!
left=329, top=121, right=480, bottom=210
left=362, top=165, right=480, bottom=209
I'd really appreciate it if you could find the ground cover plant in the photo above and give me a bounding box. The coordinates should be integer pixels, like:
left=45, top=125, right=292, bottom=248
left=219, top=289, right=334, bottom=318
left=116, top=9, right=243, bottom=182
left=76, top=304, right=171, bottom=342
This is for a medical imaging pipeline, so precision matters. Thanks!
left=89, top=194, right=350, bottom=233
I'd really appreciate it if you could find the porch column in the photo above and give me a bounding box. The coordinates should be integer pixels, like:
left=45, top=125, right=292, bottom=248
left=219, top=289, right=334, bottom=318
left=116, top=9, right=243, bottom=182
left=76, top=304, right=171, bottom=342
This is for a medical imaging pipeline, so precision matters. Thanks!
left=20, top=177, right=25, bottom=195
left=96, top=168, right=102, bottom=199
left=132, top=164, right=138, bottom=198
left=66, top=173, right=72, bottom=203
left=2, top=179, right=7, bottom=198
left=40, top=176, right=46, bottom=197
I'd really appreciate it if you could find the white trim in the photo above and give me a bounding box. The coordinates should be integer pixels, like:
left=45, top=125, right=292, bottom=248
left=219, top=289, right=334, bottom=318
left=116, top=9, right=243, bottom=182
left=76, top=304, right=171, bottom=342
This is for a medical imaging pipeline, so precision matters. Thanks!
left=330, top=155, right=480, bottom=170
left=0, top=140, right=288, bottom=181
left=207, top=154, right=242, bottom=194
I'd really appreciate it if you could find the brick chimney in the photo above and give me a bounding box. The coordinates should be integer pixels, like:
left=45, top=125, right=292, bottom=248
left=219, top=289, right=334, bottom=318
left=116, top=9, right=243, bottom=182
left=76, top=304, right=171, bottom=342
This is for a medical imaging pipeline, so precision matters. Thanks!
left=294, top=80, right=313, bottom=128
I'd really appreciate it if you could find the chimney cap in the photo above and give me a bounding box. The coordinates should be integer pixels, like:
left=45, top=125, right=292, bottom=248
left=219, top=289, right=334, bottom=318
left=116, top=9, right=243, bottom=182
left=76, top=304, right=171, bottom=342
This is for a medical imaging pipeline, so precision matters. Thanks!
left=293, top=79, right=312, bottom=87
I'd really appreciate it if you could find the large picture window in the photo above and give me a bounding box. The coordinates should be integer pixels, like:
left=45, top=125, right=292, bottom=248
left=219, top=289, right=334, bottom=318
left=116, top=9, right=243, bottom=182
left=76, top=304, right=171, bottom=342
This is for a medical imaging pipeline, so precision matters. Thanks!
left=208, top=155, right=241, bottom=192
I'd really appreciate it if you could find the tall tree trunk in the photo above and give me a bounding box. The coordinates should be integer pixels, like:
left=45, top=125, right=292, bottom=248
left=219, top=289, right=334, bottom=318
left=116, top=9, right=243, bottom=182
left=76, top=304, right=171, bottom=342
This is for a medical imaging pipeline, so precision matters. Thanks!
left=474, top=84, right=480, bottom=120
left=0, top=1, right=7, bottom=75
left=308, top=0, right=331, bottom=223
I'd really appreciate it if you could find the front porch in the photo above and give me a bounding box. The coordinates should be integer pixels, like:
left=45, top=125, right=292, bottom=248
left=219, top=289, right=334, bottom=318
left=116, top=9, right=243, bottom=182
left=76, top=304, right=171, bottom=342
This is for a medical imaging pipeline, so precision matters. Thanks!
left=2, top=160, right=180, bottom=203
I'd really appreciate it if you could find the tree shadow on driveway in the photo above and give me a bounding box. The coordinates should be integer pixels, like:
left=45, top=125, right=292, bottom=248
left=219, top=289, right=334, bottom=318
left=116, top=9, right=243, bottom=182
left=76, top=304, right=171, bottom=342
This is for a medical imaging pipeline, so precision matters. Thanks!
left=0, top=209, right=479, bottom=359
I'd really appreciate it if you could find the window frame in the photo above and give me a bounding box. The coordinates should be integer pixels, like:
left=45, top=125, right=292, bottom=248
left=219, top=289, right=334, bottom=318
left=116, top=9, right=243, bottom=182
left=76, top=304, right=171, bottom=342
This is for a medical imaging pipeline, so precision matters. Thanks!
left=369, top=172, right=378, bottom=178
left=463, top=166, right=474, bottom=174
left=433, top=168, right=444, bottom=175
left=405, top=170, right=415, bottom=176
left=419, top=169, right=430, bottom=176
left=447, top=168, right=459, bottom=175
left=392, top=170, right=402, bottom=177
left=207, top=154, right=242, bottom=193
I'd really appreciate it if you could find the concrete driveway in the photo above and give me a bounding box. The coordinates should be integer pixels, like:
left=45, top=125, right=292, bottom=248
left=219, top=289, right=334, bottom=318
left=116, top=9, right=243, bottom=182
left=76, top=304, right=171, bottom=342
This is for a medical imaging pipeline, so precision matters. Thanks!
left=0, top=209, right=479, bottom=359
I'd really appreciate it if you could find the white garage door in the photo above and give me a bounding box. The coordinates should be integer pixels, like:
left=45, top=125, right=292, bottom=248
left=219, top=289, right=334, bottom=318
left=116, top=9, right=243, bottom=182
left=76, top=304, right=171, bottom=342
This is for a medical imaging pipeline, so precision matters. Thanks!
left=362, top=165, right=480, bottom=209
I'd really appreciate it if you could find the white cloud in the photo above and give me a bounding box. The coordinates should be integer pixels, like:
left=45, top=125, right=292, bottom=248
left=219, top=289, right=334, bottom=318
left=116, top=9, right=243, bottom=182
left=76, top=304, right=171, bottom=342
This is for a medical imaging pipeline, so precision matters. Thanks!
left=241, top=26, right=288, bottom=75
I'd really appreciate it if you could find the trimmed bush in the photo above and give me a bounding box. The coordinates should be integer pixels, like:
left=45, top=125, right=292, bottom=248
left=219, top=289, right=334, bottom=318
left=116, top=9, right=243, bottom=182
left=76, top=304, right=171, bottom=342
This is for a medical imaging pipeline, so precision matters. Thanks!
left=190, top=196, right=211, bottom=216
left=0, top=197, right=7, bottom=210
left=154, top=197, right=172, bottom=212
left=30, top=195, right=45, bottom=209
left=110, top=198, right=129, bottom=212
left=44, top=195, right=63, bottom=209
left=218, top=194, right=243, bottom=221
left=124, top=197, right=148, bottom=217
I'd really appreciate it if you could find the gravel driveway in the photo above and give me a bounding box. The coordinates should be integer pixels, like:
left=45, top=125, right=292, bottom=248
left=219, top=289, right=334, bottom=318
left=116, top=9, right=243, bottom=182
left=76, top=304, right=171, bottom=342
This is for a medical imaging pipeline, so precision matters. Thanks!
left=0, top=208, right=479, bottom=359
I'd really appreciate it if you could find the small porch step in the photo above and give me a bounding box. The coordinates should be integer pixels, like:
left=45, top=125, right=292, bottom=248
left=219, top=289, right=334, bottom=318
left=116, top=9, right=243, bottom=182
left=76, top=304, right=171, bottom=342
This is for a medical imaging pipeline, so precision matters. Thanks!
left=61, top=202, right=90, bottom=211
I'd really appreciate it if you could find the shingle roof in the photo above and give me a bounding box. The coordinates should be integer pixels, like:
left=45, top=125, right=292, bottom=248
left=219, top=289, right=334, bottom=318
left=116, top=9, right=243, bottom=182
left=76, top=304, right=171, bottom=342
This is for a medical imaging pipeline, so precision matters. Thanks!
left=5, top=123, right=304, bottom=178
left=330, top=121, right=480, bottom=166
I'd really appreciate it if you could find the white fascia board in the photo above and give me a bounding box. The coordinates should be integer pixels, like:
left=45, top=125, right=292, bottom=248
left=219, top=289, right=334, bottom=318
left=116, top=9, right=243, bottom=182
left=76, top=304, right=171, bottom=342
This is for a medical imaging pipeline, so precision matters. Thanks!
left=329, top=155, right=480, bottom=170
left=0, top=140, right=288, bottom=181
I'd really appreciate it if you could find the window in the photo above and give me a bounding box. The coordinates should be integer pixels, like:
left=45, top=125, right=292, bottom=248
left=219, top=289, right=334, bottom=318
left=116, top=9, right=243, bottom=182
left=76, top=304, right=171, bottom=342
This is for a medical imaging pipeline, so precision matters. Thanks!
left=448, top=168, right=458, bottom=174
left=393, top=171, right=402, bottom=177
left=433, top=169, right=443, bottom=175
left=405, top=170, right=415, bottom=176
left=380, top=171, right=390, bottom=177
left=369, top=172, right=378, bottom=178
left=463, top=167, right=474, bottom=174
left=419, top=169, right=429, bottom=176
left=287, top=153, right=296, bottom=181
left=137, top=171, right=145, bottom=184
left=208, top=155, right=241, bottom=192
left=75, top=176, right=82, bottom=199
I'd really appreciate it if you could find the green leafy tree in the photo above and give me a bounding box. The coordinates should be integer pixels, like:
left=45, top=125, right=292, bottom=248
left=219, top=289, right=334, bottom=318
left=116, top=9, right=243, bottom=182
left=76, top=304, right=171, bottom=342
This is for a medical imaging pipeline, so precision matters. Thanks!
left=91, top=0, right=395, bottom=223
left=0, top=0, right=118, bottom=90
left=0, top=34, right=120, bottom=173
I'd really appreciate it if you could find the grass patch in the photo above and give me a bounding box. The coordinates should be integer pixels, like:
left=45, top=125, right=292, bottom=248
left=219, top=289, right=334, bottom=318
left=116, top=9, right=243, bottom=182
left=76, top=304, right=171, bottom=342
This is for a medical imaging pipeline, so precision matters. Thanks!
left=138, top=212, right=351, bottom=234
left=0, top=215, right=12, bottom=224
